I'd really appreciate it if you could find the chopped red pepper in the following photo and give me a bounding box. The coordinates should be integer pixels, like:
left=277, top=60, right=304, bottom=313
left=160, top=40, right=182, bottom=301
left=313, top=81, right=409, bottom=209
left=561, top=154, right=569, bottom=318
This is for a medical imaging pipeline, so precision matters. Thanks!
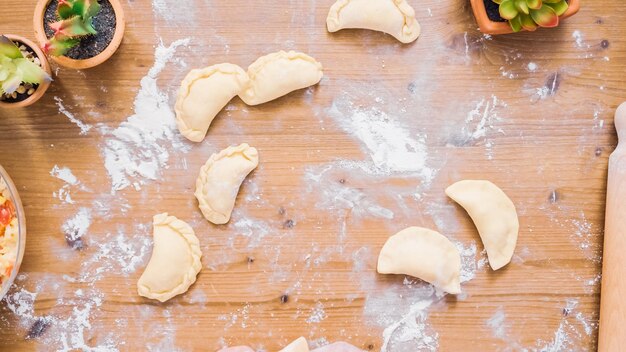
left=4, top=264, right=12, bottom=277
left=0, top=200, right=15, bottom=227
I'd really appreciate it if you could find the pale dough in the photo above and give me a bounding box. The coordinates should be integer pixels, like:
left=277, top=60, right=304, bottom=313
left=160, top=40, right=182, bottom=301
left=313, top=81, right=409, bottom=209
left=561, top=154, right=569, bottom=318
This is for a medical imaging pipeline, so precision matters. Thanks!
left=137, top=213, right=202, bottom=302
left=312, top=342, right=365, bottom=352
left=377, top=226, right=461, bottom=294
left=217, top=347, right=255, bottom=352
left=239, top=51, right=323, bottom=106
left=175, top=63, right=249, bottom=142
left=279, top=337, right=309, bottom=352
left=326, top=0, right=421, bottom=44
left=195, top=143, right=259, bottom=225
left=218, top=344, right=365, bottom=352
left=445, top=180, right=519, bottom=270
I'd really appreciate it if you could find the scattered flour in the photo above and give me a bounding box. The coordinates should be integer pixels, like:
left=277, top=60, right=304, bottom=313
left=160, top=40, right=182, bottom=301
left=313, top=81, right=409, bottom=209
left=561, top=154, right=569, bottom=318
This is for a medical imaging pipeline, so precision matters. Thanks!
left=54, top=96, right=92, bottom=135
left=456, top=241, right=488, bottom=283
left=536, top=299, right=582, bottom=351
left=572, top=30, right=589, bottom=49
left=575, top=312, right=593, bottom=336
left=219, top=304, right=252, bottom=330
left=187, top=289, right=208, bottom=305
left=380, top=299, right=438, bottom=352
left=78, top=224, right=152, bottom=282
left=328, top=97, right=435, bottom=182
left=152, top=0, right=195, bottom=23
left=232, top=214, right=273, bottom=248
left=527, top=62, right=538, bottom=72
left=306, top=301, right=328, bottom=324
left=548, top=207, right=600, bottom=262
left=500, top=67, right=517, bottom=79
left=581, top=273, right=602, bottom=294
left=50, top=165, right=79, bottom=185
left=51, top=165, right=79, bottom=204
left=304, top=165, right=395, bottom=221
left=3, top=280, right=117, bottom=351
left=464, top=95, right=506, bottom=141
left=101, top=38, right=190, bottom=193
left=451, top=95, right=507, bottom=159
left=486, top=299, right=596, bottom=351
left=486, top=307, right=508, bottom=340
left=570, top=214, right=593, bottom=252
left=54, top=291, right=118, bottom=352
left=4, top=287, right=37, bottom=324
left=62, top=207, right=92, bottom=249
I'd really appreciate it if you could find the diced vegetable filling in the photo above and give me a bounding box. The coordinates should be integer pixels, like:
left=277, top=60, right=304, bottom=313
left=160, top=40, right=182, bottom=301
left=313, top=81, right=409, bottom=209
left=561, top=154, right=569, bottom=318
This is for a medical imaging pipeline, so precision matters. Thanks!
left=0, top=179, right=18, bottom=285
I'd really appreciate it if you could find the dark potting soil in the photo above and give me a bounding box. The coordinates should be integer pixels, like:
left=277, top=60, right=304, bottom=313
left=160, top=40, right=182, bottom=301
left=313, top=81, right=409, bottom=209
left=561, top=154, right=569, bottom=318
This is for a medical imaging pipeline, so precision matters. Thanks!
left=1, top=87, right=39, bottom=103
left=43, top=0, right=116, bottom=60
left=483, top=0, right=570, bottom=23
left=483, top=0, right=507, bottom=22
left=0, top=41, right=41, bottom=104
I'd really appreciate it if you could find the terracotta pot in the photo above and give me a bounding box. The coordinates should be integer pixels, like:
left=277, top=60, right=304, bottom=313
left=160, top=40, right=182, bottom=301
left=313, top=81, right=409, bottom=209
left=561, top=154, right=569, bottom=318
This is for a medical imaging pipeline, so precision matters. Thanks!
left=0, top=35, right=52, bottom=109
left=33, top=0, right=126, bottom=69
left=470, top=0, right=581, bottom=35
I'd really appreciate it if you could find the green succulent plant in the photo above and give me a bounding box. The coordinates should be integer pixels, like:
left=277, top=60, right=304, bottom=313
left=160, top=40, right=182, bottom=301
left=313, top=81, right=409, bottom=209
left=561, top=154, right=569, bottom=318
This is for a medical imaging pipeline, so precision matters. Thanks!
left=0, top=36, right=51, bottom=97
left=492, top=0, right=569, bottom=32
left=44, top=0, right=102, bottom=56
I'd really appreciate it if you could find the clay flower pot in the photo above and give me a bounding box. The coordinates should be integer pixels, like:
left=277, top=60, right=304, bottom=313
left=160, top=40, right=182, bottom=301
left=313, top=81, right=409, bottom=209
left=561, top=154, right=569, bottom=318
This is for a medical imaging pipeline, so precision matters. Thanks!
left=33, top=0, right=126, bottom=69
left=470, top=0, right=580, bottom=35
left=0, top=35, right=52, bottom=109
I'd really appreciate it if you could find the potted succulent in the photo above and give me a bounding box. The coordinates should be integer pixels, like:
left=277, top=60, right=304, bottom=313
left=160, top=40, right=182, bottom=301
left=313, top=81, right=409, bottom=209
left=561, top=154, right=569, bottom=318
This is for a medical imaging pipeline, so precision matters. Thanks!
left=470, top=0, right=580, bottom=35
left=0, top=35, right=52, bottom=109
left=33, top=0, right=125, bottom=69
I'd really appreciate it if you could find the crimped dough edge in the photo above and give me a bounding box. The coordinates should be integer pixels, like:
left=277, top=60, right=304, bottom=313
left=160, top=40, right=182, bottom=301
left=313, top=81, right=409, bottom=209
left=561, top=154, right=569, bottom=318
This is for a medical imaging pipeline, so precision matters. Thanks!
left=194, top=143, right=259, bottom=224
left=138, top=213, right=203, bottom=302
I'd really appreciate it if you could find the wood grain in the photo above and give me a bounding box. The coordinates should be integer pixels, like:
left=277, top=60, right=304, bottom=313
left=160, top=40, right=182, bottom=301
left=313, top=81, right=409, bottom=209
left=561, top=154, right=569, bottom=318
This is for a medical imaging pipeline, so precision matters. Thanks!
left=0, top=0, right=623, bottom=351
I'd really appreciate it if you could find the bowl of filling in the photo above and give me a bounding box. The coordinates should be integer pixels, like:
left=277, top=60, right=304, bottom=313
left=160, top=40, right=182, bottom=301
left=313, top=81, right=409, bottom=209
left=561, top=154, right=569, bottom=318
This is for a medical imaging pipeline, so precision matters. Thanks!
left=0, top=165, right=25, bottom=299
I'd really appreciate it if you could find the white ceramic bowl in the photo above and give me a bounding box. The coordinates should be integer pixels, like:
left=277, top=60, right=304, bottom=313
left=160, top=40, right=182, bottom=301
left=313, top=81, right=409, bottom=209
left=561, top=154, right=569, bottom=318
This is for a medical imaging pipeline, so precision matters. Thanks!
left=0, top=164, right=26, bottom=300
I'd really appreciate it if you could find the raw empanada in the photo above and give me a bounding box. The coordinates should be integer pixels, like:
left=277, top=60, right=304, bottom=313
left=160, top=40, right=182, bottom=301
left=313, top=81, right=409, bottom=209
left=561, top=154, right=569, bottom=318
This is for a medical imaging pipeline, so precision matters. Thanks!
left=311, top=343, right=365, bottom=352
left=377, top=227, right=461, bottom=294
left=195, top=143, right=259, bottom=224
left=218, top=348, right=255, bottom=352
left=326, top=0, right=421, bottom=44
left=137, top=213, right=202, bottom=302
left=279, top=337, right=309, bottom=352
left=239, top=51, right=323, bottom=106
left=175, top=63, right=249, bottom=142
left=446, top=180, right=519, bottom=270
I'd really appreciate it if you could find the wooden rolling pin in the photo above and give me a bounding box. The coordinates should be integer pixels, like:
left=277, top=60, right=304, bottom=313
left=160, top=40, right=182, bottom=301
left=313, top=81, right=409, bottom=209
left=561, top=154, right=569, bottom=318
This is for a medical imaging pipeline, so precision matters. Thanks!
left=599, top=102, right=626, bottom=351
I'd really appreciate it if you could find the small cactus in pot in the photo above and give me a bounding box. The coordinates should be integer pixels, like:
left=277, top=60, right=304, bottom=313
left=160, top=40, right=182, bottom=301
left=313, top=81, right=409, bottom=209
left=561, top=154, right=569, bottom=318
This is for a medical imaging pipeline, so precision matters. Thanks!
left=0, top=35, right=52, bottom=105
left=44, top=0, right=102, bottom=56
left=493, top=0, right=569, bottom=32
left=34, top=0, right=126, bottom=69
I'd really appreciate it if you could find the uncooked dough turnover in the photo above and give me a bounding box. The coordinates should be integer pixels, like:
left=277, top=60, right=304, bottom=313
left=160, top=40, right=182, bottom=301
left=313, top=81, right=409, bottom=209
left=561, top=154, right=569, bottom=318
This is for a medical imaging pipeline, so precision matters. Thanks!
left=239, top=50, right=323, bottom=106
left=377, top=226, right=462, bottom=294
left=326, top=0, right=421, bottom=43
left=137, top=213, right=202, bottom=302
left=175, top=63, right=248, bottom=142
left=279, top=337, right=309, bottom=352
left=445, top=180, right=519, bottom=270
left=195, top=143, right=259, bottom=225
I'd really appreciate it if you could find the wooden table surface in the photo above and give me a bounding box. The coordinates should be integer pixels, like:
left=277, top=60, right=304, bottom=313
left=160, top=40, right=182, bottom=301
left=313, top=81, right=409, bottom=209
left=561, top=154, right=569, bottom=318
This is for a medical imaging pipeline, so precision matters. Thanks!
left=0, top=0, right=623, bottom=351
